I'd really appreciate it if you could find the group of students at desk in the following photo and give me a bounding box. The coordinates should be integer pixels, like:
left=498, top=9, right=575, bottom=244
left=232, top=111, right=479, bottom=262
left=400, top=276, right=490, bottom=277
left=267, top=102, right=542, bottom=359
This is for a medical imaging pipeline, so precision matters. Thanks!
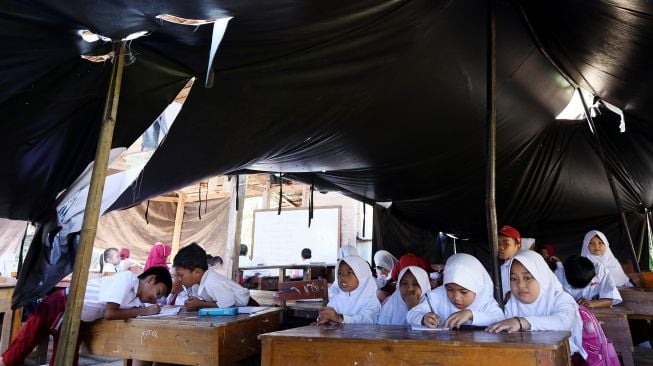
left=318, top=226, right=632, bottom=365
left=2, top=242, right=251, bottom=366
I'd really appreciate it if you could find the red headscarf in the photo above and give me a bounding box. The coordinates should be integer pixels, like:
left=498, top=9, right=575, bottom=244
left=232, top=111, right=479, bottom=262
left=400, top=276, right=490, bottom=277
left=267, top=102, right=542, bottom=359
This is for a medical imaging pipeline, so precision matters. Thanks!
left=119, top=248, right=130, bottom=260
left=390, top=253, right=431, bottom=281
left=144, top=242, right=172, bottom=270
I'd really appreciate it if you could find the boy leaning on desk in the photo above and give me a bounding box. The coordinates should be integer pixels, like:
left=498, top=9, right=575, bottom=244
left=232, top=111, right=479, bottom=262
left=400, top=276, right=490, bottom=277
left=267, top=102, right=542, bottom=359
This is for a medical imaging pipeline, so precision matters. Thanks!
left=173, top=242, right=251, bottom=311
left=2, top=266, right=172, bottom=366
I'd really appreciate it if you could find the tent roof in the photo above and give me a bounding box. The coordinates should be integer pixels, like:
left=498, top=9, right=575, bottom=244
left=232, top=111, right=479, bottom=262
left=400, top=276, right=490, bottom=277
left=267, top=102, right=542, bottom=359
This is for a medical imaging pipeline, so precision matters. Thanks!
left=2, top=0, right=653, bottom=257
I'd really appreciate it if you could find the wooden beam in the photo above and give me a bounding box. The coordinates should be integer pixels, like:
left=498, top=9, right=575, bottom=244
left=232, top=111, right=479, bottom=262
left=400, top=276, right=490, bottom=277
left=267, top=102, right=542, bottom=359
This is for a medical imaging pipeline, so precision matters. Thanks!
left=54, top=41, right=126, bottom=365
left=230, top=175, right=247, bottom=281
left=170, top=191, right=186, bottom=260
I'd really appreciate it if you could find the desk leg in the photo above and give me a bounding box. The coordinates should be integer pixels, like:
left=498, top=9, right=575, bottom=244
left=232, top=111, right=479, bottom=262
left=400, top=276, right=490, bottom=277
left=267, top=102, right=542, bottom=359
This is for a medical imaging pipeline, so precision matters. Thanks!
left=10, top=308, right=22, bottom=342
left=0, top=309, right=13, bottom=352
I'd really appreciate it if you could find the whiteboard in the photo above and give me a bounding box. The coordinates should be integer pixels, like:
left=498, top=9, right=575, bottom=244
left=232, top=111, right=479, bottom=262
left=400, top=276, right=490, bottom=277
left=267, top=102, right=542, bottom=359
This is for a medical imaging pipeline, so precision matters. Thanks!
left=252, top=206, right=340, bottom=265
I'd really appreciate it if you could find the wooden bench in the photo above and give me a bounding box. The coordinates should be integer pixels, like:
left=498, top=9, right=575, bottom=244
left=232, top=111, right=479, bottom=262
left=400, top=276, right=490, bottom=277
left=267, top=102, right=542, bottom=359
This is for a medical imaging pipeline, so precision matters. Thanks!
left=619, top=288, right=653, bottom=319
left=273, top=279, right=328, bottom=308
left=260, top=324, right=572, bottom=366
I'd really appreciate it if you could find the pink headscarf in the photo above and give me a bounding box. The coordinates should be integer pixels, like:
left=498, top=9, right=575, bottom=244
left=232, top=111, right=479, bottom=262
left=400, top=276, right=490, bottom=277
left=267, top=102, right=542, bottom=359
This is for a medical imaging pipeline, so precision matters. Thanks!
left=120, top=248, right=130, bottom=260
left=144, top=242, right=172, bottom=270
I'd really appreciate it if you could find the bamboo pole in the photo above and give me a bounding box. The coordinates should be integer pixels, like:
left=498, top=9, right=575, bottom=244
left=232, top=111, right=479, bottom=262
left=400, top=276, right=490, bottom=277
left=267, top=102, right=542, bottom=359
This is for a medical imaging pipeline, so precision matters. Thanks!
left=578, top=89, right=641, bottom=278
left=54, top=41, right=126, bottom=365
left=230, top=175, right=247, bottom=281
left=170, top=191, right=187, bottom=260
left=485, top=0, right=503, bottom=306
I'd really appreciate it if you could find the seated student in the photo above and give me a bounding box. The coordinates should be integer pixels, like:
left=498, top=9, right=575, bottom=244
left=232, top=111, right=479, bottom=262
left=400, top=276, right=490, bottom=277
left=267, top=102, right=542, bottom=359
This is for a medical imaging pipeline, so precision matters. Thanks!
left=498, top=225, right=522, bottom=298
left=581, top=230, right=632, bottom=287
left=100, top=247, right=121, bottom=274
left=2, top=267, right=171, bottom=366
left=163, top=267, right=188, bottom=306
left=487, top=251, right=586, bottom=361
left=174, top=243, right=250, bottom=311
left=317, top=255, right=381, bottom=325
left=407, top=253, right=504, bottom=329
left=144, top=242, right=172, bottom=271
left=538, top=242, right=559, bottom=271
left=119, top=248, right=142, bottom=273
left=555, top=255, right=621, bottom=308
left=377, top=266, right=430, bottom=325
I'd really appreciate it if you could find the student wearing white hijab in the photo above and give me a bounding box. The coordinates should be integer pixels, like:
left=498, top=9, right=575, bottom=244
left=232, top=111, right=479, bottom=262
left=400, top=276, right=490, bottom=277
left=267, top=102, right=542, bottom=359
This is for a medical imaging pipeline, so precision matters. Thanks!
left=318, top=255, right=380, bottom=325
left=581, top=230, right=632, bottom=287
left=338, top=245, right=359, bottom=259
left=407, top=253, right=503, bottom=329
left=377, top=266, right=430, bottom=325
left=373, top=250, right=398, bottom=289
left=487, top=251, right=586, bottom=359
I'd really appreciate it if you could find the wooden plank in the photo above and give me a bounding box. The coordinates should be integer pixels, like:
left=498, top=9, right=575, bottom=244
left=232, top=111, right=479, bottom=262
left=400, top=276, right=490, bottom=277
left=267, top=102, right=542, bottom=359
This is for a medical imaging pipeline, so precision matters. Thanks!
left=260, top=325, right=571, bottom=366
left=274, top=280, right=327, bottom=303
left=619, top=288, right=653, bottom=317
left=0, top=287, right=14, bottom=353
left=170, top=191, right=186, bottom=260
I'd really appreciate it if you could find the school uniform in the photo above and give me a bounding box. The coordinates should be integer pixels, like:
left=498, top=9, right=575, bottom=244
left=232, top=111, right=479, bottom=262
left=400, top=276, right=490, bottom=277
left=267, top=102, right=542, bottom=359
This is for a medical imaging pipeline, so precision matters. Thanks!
left=2, top=271, right=145, bottom=366
left=377, top=266, right=430, bottom=325
left=102, top=262, right=119, bottom=273
left=556, top=261, right=622, bottom=305
left=505, top=251, right=587, bottom=359
left=326, top=255, right=380, bottom=324
left=407, top=253, right=504, bottom=327
left=581, top=230, right=632, bottom=287
left=191, top=269, right=250, bottom=307
left=500, top=259, right=512, bottom=297
left=374, top=250, right=398, bottom=289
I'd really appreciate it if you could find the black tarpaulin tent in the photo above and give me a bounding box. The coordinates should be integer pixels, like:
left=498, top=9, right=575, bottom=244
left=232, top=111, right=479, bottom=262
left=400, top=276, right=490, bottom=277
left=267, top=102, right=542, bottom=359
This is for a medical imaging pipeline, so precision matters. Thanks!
left=2, top=0, right=653, bottom=305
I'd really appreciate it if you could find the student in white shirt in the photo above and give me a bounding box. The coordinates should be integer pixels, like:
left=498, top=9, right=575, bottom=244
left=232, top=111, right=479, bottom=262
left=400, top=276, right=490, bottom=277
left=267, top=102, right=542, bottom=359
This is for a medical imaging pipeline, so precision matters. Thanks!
left=407, top=253, right=504, bottom=328
left=498, top=225, right=522, bottom=298
left=555, top=255, right=621, bottom=308
left=581, top=230, right=632, bottom=287
left=487, top=251, right=586, bottom=360
left=377, top=266, right=430, bottom=325
left=174, top=243, right=250, bottom=310
left=2, top=267, right=171, bottom=365
left=100, top=247, right=121, bottom=274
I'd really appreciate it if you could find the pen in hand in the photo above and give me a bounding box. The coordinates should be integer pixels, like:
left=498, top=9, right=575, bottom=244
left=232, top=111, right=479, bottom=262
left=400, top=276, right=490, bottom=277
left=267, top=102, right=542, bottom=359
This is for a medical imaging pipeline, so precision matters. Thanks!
left=182, top=284, right=193, bottom=298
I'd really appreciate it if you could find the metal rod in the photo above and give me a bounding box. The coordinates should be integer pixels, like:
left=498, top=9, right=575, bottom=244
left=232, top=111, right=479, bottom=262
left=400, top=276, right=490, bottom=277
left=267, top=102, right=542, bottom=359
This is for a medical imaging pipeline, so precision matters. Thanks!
left=485, top=0, right=502, bottom=306
left=578, top=89, right=641, bottom=276
left=54, top=41, right=126, bottom=365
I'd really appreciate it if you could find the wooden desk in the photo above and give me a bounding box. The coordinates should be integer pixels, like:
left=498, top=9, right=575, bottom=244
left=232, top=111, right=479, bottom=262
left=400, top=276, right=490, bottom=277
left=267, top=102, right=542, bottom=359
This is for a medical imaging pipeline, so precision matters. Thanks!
left=260, top=324, right=571, bottom=366
left=0, top=282, right=18, bottom=353
left=86, top=307, right=282, bottom=365
left=590, top=307, right=634, bottom=366
left=619, top=288, right=653, bottom=319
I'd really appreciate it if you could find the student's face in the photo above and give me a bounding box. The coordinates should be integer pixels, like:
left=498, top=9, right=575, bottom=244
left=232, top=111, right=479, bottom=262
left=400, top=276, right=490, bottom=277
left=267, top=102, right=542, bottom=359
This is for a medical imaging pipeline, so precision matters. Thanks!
left=498, top=236, right=521, bottom=260
left=108, top=251, right=121, bottom=265
left=399, top=270, right=422, bottom=308
left=138, top=275, right=169, bottom=304
left=170, top=270, right=182, bottom=294
left=445, top=282, right=476, bottom=309
left=588, top=236, right=606, bottom=256
left=539, top=248, right=550, bottom=259
left=375, top=266, right=390, bottom=277
left=175, top=267, right=203, bottom=287
left=337, top=261, right=359, bottom=292
left=510, top=260, right=540, bottom=304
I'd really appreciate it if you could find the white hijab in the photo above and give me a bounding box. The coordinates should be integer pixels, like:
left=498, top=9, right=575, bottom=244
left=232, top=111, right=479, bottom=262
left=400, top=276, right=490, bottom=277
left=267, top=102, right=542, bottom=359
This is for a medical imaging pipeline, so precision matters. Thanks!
left=427, top=253, right=497, bottom=320
left=374, top=250, right=398, bottom=272
left=328, top=255, right=377, bottom=316
left=338, top=245, right=359, bottom=259
left=581, top=230, right=631, bottom=287
left=505, top=251, right=584, bottom=357
left=377, top=266, right=430, bottom=325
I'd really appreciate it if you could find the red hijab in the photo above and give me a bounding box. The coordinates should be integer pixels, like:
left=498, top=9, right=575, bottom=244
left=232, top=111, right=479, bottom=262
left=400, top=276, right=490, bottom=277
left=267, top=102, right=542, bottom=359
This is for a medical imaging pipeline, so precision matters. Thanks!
left=119, top=248, right=130, bottom=260
left=390, top=253, right=432, bottom=281
left=144, top=242, right=172, bottom=270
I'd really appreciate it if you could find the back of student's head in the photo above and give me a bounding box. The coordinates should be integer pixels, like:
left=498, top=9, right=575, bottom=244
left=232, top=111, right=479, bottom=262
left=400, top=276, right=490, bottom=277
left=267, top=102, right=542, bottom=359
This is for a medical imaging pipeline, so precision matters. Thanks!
left=301, top=248, right=312, bottom=260
left=564, top=255, right=595, bottom=289
left=240, top=244, right=248, bottom=256
left=138, top=266, right=173, bottom=296
left=208, top=255, right=223, bottom=267
left=174, top=243, right=209, bottom=271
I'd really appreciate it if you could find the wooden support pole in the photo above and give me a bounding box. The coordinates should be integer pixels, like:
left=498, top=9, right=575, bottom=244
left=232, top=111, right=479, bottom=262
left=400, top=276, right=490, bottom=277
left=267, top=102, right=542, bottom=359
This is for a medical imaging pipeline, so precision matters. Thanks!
left=230, top=175, right=247, bottom=281
left=170, top=191, right=186, bottom=260
left=485, top=0, right=503, bottom=307
left=54, top=41, right=126, bottom=365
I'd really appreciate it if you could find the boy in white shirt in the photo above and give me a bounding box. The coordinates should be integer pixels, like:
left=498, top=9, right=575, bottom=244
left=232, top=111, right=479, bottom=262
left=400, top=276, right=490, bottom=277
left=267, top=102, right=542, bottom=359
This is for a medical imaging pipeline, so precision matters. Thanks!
left=101, top=247, right=121, bottom=273
left=497, top=225, right=521, bottom=299
left=555, top=255, right=621, bottom=308
left=2, top=266, right=172, bottom=365
left=174, top=243, right=250, bottom=311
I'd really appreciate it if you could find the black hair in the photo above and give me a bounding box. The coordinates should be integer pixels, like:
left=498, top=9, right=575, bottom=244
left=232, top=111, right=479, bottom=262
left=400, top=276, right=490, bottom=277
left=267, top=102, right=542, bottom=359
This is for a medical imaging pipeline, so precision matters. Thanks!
left=240, top=244, right=248, bottom=256
left=301, top=248, right=312, bottom=260
left=208, top=255, right=223, bottom=267
left=564, top=255, right=596, bottom=289
left=138, top=266, right=173, bottom=296
left=173, top=242, right=209, bottom=271
left=100, top=248, right=119, bottom=272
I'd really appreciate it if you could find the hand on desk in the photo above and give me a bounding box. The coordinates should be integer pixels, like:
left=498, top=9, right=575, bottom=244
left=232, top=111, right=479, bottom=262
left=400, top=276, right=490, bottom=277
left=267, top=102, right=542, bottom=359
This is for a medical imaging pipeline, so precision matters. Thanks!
left=422, top=312, right=441, bottom=328
left=486, top=317, right=530, bottom=333
left=444, top=309, right=472, bottom=329
left=317, top=307, right=343, bottom=325
left=184, top=296, right=205, bottom=311
left=142, top=304, right=161, bottom=316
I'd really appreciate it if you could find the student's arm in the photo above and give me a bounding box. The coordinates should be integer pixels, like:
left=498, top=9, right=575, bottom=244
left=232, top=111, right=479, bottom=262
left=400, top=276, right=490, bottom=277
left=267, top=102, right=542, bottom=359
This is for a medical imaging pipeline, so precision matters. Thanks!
left=581, top=298, right=613, bottom=308
left=524, top=294, right=577, bottom=331
left=406, top=299, right=431, bottom=326
left=596, top=266, right=622, bottom=305
left=470, top=300, right=505, bottom=326
left=342, top=297, right=381, bottom=325
left=184, top=297, right=218, bottom=311
left=104, top=302, right=160, bottom=320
